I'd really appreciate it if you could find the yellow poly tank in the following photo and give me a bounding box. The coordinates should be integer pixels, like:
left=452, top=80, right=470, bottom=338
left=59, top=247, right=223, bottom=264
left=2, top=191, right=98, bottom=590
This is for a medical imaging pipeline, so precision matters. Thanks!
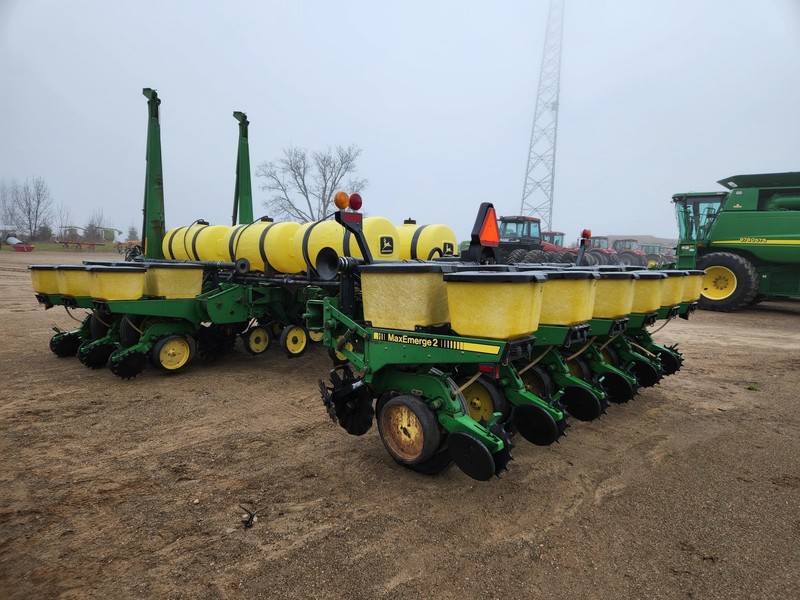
left=193, top=225, right=232, bottom=262
left=56, top=265, right=92, bottom=297
left=681, top=270, right=705, bottom=302
left=294, top=220, right=346, bottom=272
left=630, top=272, right=666, bottom=313
left=536, top=271, right=598, bottom=326
left=346, top=216, right=400, bottom=261
left=86, top=266, right=146, bottom=301
left=228, top=219, right=304, bottom=273
left=162, top=222, right=210, bottom=260
left=396, top=219, right=458, bottom=260
left=444, top=271, right=547, bottom=339
left=29, top=265, right=59, bottom=294
left=660, top=271, right=688, bottom=307
left=592, top=272, right=638, bottom=319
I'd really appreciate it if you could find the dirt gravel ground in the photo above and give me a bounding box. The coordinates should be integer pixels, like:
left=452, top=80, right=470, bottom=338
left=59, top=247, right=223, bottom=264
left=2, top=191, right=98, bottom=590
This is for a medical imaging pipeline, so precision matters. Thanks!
left=1, top=249, right=798, bottom=599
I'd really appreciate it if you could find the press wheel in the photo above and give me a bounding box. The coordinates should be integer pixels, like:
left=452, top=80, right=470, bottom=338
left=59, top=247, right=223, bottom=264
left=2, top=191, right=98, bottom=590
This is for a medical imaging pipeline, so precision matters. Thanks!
left=242, top=325, right=272, bottom=355
left=280, top=325, right=308, bottom=358
left=378, top=395, right=441, bottom=465
left=49, top=332, right=82, bottom=357
left=108, top=349, right=147, bottom=380
left=152, top=335, right=195, bottom=371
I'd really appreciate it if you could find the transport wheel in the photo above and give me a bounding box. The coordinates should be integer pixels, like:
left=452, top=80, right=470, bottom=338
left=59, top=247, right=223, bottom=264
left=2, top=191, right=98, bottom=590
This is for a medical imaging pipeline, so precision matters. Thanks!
left=505, top=248, right=527, bottom=264
left=459, top=376, right=509, bottom=424
left=519, top=365, right=554, bottom=399
left=697, top=252, right=758, bottom=312
left=378, top=395, right=441, bottom=466
left=49, top=332, right=82, bottom=357
left=152, top=335, right=194, bottom=371
left=308, top=329, right=325, bottom=343
left=280, top=325, right=309, bottom=358
left=108, top=349, right=147, bottom=380
left=242, top=325, right=272, bottom=355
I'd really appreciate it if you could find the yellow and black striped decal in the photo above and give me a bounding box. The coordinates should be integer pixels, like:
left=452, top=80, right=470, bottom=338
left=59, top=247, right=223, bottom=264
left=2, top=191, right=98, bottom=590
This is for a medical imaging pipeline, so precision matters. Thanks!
left=372, top=331, right=501, bottom=355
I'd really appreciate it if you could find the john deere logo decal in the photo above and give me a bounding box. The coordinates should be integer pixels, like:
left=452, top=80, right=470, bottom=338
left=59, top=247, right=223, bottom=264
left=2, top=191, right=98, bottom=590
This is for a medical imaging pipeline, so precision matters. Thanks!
left=380, top=236, right=394, bottom=254
left=443, top=242, right=455, bottom=255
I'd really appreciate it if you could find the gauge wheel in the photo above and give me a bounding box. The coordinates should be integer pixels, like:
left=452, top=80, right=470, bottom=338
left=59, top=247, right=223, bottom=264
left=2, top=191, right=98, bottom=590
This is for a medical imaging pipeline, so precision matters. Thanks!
left=459, top=375, right=509, bottom=424
left=378, top=395, right=441, bottom=466
left=152, top=335, right=195, bottom=371
left=242, top=325, right=272, bottom=355
left=280, top=325, right=309, bottom=358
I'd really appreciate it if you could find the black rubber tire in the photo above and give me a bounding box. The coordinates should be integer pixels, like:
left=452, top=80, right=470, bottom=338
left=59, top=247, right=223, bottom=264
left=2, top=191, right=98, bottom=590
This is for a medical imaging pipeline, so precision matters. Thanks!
left=377, top=395, right=441, bottom=466
left=618, top=252, right=636, bottom=266
left=523, top=250, right=545, bottom=263
left=588, top=249, right=607, bottom=265
left=606, top=252, right=620, bottom=265
left=407, top=446, right=455, bottom=475
left=119, top=315, right=145, bottom=348
left=89, top=310, right=114, bottom=341
left=519, top=364, right=555, bottom=399
left=49, top=332, right=82, bottom=357
left=505, top=248, right=527, bottom=264
left=696, top=252, right=759, bottom=312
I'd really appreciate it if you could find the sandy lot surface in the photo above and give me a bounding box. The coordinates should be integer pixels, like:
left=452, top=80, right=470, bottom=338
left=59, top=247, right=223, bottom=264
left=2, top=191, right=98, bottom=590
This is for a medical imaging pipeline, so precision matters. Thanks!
left=1, top=249, right=798, bottom=599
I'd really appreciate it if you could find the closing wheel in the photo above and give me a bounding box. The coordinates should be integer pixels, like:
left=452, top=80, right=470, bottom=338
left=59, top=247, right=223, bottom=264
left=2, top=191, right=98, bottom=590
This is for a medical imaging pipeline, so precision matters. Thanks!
left=280, top=325, right=308, bottom=358
left=78, top=342, right=115, bottom=369
left=108, top=349, right=147, bottom=380
left=602, top=372, right=636, bottom=403
left=242, top=325, right=272, bottom=355
left=561, top=386, right=603, bottom=421
left=378, top=395, right=441, bottom=465
left=632, top=360, right=662, bottom=388
left=460, top=376, right=509, bottom=424
left=657, top=347, right=683, bottom=376
left=447, top=432, right=496, bottom=481
left=512, top=403, right=560, bottom=446
left=152, top=335, right=194, bottom=371
left=50, top=332, right=82, bottom=357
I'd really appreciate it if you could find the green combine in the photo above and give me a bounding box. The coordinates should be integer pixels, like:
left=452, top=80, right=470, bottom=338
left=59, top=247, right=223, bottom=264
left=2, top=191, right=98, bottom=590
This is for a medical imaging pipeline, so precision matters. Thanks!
left=673, top=172, right=800, bottom=311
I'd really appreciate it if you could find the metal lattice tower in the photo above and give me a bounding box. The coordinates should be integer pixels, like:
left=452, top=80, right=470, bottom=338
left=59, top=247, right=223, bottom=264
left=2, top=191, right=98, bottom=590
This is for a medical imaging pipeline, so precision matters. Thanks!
left=520, top=0, right=564, bottom=231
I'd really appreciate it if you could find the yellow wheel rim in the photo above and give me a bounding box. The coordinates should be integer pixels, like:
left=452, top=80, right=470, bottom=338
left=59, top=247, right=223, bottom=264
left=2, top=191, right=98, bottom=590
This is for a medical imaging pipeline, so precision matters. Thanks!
left=521, top=371, right=545, bottom=396
left=308, top=329, right=324, bottom=343
left=246, top=327, right=270, bottom=354
left=462, top=380, right=495, bottom=422
left=702, top=266, right=736, bottom=301
left=647, top=258, right=658, bottom=268
left=380, top=403, right=425, bottom=462
left=158, top=337, right=191, bottom=370
left=284, top=326, right=307, bottom=355
left=334, top=337, right=353, bottom=361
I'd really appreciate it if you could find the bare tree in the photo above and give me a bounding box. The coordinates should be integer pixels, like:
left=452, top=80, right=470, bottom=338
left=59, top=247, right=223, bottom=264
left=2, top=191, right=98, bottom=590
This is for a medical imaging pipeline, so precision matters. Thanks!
left=255, top=144, right=368, bottom=222
left=54, top=201, right=73, bottom=240
left=84, top=208, right=108, bottom=242
left=0, top=179, right=14, bottom=228
left=5, top=177, right=54, bottom=242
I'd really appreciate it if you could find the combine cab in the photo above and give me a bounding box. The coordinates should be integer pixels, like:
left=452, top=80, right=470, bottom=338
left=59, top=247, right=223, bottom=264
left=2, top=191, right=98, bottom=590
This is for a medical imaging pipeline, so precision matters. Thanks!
left=673, top=172, right=800, bottom=311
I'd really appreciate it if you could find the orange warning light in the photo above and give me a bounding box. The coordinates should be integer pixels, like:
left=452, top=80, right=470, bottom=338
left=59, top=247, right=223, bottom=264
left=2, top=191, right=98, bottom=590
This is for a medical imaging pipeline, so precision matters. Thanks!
left=581, top=228, right=592, bottom=239
left=334, top=191, right=350, bottom=209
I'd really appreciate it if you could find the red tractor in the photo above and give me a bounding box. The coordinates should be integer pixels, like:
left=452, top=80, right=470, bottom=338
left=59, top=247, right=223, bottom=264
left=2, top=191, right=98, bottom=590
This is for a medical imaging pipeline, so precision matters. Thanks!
left=585, top=236, right=619, bottom=265
left=612, top=238, right=648, bottom=267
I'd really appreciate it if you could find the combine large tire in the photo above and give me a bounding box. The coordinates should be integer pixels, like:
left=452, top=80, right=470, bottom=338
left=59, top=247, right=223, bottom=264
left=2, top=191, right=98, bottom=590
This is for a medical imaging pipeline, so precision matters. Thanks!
left=696, top=252, right=759, bottom=312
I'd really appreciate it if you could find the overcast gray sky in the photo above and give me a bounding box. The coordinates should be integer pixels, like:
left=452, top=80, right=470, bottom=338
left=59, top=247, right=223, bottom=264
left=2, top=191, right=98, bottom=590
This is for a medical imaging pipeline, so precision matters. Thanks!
left=2, top=0, right=799, bottom=242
